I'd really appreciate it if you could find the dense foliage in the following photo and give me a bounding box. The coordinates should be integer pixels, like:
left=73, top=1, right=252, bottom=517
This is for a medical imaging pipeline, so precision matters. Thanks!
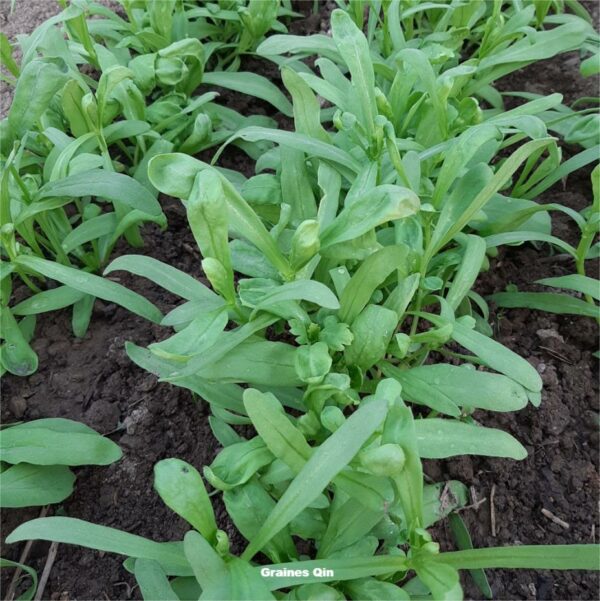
left=1, top=1, right=599, bottom=599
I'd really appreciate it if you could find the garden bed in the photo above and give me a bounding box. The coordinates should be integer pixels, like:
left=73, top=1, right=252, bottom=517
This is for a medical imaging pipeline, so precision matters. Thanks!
left=1, top=1, right=598, bottom=600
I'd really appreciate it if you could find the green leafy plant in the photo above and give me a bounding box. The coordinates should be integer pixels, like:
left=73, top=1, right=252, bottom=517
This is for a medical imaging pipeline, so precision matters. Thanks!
left=0, top=0, right=298, bottom=375
left=490, top=164, right=599, bottom=321
left=0, top=418, right=121, bottom=600
left=7, top=450, right=598, bottom=600
left=0, top=417, right=122, bottom=507
left=4, top=2, right=599, bottom=598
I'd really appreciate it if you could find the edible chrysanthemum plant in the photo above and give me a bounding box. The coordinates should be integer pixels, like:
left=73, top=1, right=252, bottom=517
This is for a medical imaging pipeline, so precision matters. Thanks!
left=0, top=0, right=299, bottom=376
left=8, top=133, right=599, bottom=597
left=6, top=5, right=600, bottom=598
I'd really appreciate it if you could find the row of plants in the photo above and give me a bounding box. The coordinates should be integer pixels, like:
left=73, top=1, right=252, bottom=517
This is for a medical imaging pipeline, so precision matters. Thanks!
left=2, top=0, right=599, bottom=599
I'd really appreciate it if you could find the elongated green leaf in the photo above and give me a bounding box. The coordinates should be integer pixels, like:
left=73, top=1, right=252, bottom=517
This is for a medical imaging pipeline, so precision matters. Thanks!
left=256, top=280, right=339, bottom=311
left=448, top=514, right=492, bottom=599
left=0, top=558, right=37, bottom=601
left=151, top=309, right=227, bottom=361
left=344, top=578, right=410, bottom=600
left=224, top=480, right=297, bottom=563
left=0, top=32, right=19, bottom=77
left=244, top=389, right=391, bottom=511
left=414, top=419, right=527, bottom=459
left=344, top=305, right=398, bottom=370
left=134, top=559, right=178, bottom=601
left=339, top=245, right=407, bottom=323
left=281, top=67, right=330, bottom=142
left=446, top=235, right=487, bottom=310
left=257, top=34, right=341, bottom=62
left=428, top=139, right=553, bottom=259
left=62, top=213, right=117, bottom=254
left=331, top=9, right=376, bottom=136
left=490, top=291, right=598, bottom=318
left=1, top=418, right=122, bottom=466
left=484, top=231, right=576, bottom=257
left=105, top=255, right=219, bottom=303
left=35, top=170, right=163, bottom=217
left=434, top=545, right=600, bottom=571
left=538, top=274, right=600, bottom=301
left=15, top=256, right=163, bottom=323
left=242, top=397, right=388, bottom=560
left=203, top=71, right=292, bottom=116
left=218, top=127, right=361, bottom=177
left=0, top=464, right=75, bottom=508
left=6, top=518, right=192, bottom=576
left=451, top=320, right=542, bottom=392
left=385, top=364, right=528, bottom=415
left=12, top=286, right=85, bottom=316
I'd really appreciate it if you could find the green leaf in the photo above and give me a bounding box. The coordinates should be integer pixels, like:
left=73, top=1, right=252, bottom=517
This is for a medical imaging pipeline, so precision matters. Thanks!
left=344, top=305, right=398, bottom=370
left=448, top=514, right=492, bottom=599
left=0, top=558, right=37, bottom=601
left=339, top=245, right=408, bottom=323
left=217, top=127, right=361, bottom=178
left=224, top=479, right=297, bottom=563
left=490, top=291, right=598, bottom=318
left=204, top=437, right=273, bottom=491
left=15, top=256, right=163, bottom=324
left=8, top=59, right=68, bottom=136
left=243, top=389, right=392, bottom=511
left=12, top=286, right=85, bottom=316
left=321, top=187, right=419, bottom=250
left=331, top=10, right=376, bottom=136
left=414, top=419, right=527, bottom=459
left=203, top=71, right=293, bottom=116
left=0, top=32, right=19, bottom=77
left=281, top=67, right=330, bottom=143
left=6, top=517, right=192, bottom=576
left=537, top=274, right=600, bottom=301
left=381, top=387, right=424, bottom=531
left=183, top=530, right=227, bottom=590
left=0, top=464, right=75, bottom=508
left=344, top=578, right=410, bottom=600
left=414, top=561, right=461, bottom=601
left=428, top=139, right=553, bottom=260
left=35, top=169, right=163, bottom=217
left=280, top=146, right=317, bottom=224
left=256, top=280, right=339, bottom=312
left=154, top=459, right=217, bottom=543
left=150, top=309, right=228, bottom=361
left=385, top=364, right=528, bottom=415
left=433, top=544, right=600, bottom=571
left=105, top=255, right=219, bottom=303
left=61, top=213, right=117, bottom=254
left=295, top=342, right=332, bottom=384
left=450, top=320, right=542, bottom=392
left=0, top=418, right=122, bottom=466
left=242, top=396, right=388, bottom=560
left=134, top=559, right=178, bottom=601
left=446, top=235, right=487, bottom=310
left=0, top=308, right=38, bottom=376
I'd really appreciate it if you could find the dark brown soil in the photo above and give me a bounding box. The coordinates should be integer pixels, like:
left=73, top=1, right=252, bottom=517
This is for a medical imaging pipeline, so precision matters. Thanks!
left=1, top=2, right=599, bottom=601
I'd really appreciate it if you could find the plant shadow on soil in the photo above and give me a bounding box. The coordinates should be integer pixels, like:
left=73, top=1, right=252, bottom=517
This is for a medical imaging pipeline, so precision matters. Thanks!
left=1, top=2, right=599, bottom=600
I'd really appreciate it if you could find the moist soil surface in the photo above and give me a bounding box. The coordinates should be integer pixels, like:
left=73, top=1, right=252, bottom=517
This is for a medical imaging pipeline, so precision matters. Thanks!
left=1, top=2, right=599, bottom=600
